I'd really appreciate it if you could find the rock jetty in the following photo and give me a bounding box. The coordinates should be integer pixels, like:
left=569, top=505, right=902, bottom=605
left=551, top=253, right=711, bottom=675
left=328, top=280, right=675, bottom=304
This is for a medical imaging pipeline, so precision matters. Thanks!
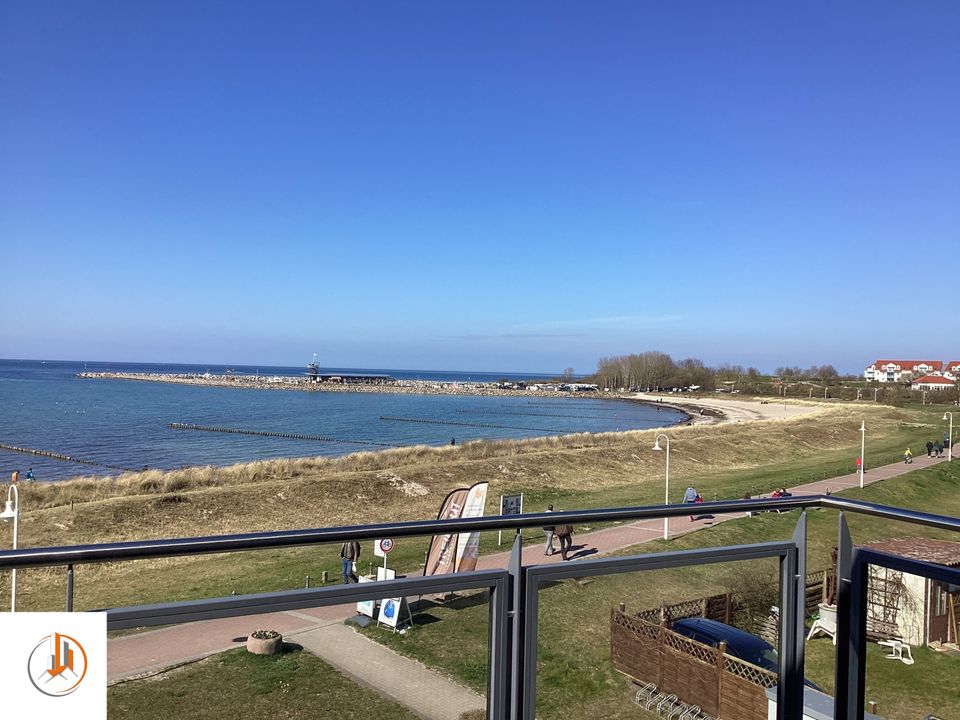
left=76, top=371, right=595, bottom=399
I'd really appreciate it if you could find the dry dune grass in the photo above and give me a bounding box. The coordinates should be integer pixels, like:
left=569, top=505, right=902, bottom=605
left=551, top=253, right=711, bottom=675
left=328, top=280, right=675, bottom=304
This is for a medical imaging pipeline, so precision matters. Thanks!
left=11, top=401, right=911, bottom=549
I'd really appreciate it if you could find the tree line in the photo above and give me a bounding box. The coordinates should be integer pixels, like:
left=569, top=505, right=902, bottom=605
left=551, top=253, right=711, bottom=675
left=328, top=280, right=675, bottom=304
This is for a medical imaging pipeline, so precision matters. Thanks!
left=589, top=352, right=844, bottom=391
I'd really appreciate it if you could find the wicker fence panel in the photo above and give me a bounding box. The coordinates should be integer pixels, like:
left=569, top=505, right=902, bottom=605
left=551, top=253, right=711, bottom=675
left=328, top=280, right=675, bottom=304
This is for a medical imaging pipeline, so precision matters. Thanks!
left=722, top=656, right=778, bottom=688
left=720, top=672, right=771, bottom=720
left=611, top=608, right=778, bottom=720
left=610, top=609, right=662, bottom=688
left=633, top=593, right=733, bottom=625
left=661, top=635, right=721, bottom=716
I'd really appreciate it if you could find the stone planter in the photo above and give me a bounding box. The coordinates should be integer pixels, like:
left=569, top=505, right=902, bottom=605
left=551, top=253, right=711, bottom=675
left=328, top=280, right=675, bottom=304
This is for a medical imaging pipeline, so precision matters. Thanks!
left=246, top=630, right=282, bottom=655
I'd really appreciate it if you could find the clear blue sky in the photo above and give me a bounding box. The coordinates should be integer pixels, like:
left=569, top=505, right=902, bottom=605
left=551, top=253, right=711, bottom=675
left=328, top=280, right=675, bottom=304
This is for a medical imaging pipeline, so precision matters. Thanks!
left=1, top=2, right=957, bottom=374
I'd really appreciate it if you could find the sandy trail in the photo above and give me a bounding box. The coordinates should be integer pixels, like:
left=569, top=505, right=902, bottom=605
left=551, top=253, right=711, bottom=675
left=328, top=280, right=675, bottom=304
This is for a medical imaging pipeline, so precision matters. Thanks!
left=632, top=392, right=821, bottom=424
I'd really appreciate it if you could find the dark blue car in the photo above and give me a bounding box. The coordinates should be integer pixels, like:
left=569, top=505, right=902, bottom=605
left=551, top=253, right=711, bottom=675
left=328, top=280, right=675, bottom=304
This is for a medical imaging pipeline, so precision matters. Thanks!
left=671, top=617, right=779, bottom=671
left=671, top=617, right=824, bottom=691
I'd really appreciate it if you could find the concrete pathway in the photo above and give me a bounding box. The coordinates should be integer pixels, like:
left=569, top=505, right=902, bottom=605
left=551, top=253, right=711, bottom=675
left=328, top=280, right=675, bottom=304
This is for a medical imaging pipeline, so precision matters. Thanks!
left=107, top=449, right=946, bottom=717
left=296, top=622, right=485, bottom=720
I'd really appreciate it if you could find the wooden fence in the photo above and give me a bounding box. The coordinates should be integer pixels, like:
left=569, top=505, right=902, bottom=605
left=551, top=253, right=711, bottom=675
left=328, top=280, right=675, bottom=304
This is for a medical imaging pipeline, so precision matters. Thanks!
left=611, top=609, right=776, bottom=720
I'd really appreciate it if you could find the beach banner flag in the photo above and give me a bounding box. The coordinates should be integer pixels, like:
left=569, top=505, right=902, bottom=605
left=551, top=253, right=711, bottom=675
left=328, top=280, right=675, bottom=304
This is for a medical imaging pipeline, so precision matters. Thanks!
left=453, top=482, right=489, bottom=572
left=423, top=486, right=471, bottom=577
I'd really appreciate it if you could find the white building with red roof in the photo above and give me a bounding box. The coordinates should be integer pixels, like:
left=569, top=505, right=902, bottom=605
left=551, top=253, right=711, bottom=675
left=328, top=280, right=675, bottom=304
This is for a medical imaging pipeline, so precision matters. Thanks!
left=944, top=361, right=960, bottom=381
left=864, top=359, right=943, bottom=382
left=911, top=374, right=956, bottom=391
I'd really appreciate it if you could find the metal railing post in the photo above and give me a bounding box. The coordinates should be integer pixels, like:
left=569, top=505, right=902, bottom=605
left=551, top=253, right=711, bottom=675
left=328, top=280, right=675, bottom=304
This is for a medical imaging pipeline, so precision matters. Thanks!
left=488, top=570, right=510, bottom=720
left=508, top=531, right=524, bottom=720
left=834, top=513, right=866, bottom=720
left=777, top=512, right=806, bottom=719
left=66, top=563, right=74, bottom=612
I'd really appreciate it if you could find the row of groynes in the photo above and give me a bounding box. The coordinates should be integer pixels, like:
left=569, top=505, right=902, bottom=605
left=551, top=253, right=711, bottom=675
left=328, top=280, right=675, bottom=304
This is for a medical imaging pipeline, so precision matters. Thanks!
left=456, top=408, right=611, bottom=419
left=168, top=423, right=396, bottom=447
left=0, top=443, right=134, bottom=471
left=378, top=415, right=558, bottom=432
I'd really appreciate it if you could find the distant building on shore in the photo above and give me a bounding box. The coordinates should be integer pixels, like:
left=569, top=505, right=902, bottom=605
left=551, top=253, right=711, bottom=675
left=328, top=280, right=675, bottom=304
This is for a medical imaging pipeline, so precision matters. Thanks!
left=911, top=374, right=956, bottom=392
left=945, top=361, right=960, bottom=381
left=864, top=359, right=944, bottom=383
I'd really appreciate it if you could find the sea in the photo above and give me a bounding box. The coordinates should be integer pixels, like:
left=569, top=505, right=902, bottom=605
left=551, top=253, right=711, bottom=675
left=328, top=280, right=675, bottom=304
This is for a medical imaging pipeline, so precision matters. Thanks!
left=0, top=359, right=686, bottom=481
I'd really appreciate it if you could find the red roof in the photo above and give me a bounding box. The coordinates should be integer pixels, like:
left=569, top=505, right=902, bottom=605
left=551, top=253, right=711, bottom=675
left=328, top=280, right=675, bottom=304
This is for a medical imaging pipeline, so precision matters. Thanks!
left=870, top=360, right=943, bottom=372
left=947, top=361, right=960, bottom=371
left=911, top=374, right=954, bottom=385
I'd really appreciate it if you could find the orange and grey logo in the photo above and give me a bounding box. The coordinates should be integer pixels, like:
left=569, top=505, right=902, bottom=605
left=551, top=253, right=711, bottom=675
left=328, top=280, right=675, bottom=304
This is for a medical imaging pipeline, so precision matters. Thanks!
left=27, top=632, right=89, bottom=696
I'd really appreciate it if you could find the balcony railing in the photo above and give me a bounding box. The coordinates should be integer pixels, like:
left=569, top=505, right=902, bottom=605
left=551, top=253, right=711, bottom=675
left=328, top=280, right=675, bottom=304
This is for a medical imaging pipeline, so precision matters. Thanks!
left=1, top=494, right=958, bottom=720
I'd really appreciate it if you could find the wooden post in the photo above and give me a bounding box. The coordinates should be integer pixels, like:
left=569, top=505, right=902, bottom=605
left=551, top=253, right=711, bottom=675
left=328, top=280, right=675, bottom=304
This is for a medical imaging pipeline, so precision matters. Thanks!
left=659, top=602, right=667, bottom=626
left=723, top=592, right=732, bottom=624
left=822, top=569, right=829, bottom=604
left=702, top=597, right=708, bottom=617
left=716, top=640, right=727, bottom=712
left=619, top=602, right=626, bottom=614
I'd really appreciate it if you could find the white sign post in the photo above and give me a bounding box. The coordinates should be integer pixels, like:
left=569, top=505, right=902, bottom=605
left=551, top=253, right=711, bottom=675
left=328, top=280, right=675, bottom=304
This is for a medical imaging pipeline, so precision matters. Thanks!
left=498, top=493, right=523, bottom=546
left=374, top=537, right=394, bottom=574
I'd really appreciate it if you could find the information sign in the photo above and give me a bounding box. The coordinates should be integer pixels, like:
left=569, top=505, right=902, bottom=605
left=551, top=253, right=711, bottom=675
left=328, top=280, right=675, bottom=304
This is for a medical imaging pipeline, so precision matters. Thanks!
left=356, top=576, right=376, bottom=618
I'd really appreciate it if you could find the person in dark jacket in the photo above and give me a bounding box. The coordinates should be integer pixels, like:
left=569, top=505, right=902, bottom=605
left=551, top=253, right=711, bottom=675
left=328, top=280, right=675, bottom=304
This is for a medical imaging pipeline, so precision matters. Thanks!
left=340, top=541, right=361, bottom=583
left=926, top=441, right=934, bottom=457
left=933, top=440, right=943, bottom=458
left=555, top=522, right=574, bottom=560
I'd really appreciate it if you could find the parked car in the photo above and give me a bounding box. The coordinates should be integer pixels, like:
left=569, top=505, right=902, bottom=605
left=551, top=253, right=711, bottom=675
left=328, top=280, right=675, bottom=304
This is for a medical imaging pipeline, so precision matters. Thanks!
left=671, top=618, right=778, bottom=671
left=670, top=618, right=824, bottom=690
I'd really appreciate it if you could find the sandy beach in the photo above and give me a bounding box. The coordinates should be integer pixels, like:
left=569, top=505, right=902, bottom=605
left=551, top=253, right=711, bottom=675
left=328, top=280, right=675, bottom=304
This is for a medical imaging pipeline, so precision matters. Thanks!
left=632, top=391, right=821, bottom=425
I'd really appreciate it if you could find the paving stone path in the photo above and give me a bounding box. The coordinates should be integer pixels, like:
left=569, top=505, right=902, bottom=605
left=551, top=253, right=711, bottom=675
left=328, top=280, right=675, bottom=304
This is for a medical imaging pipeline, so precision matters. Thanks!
left=107, top=449, right=946, bottom=719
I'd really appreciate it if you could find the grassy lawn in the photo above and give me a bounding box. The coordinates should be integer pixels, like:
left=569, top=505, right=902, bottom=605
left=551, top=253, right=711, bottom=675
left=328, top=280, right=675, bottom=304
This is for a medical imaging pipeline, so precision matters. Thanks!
left=107, top=647, right=420, bottom=720
left=360, top=460, right=960, bottom=720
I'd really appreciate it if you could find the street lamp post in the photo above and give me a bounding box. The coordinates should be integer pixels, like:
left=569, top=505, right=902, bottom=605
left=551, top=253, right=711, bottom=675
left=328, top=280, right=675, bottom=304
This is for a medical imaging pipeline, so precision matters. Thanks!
left=1, top=484, right=19, bottom=612
left=653, top=433, right=670, bottom=540
left=944, top=412, right=954, bottom=462
left=860, top=421, right=866, bottom=489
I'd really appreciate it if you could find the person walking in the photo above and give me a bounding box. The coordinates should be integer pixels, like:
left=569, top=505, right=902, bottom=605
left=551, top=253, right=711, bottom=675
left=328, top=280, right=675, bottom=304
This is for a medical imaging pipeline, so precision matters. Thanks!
left=543, top=505, right=556, bottom=556
left=555, top=522, right=574, bottom=560
left=934, top=440, right=943, bottom=458
left=683, top=486, right=700, bottom=521
left=340, top=540, right=361, bottom=584
left=904, top=448, right=913, bottom=464
left=926, top=441, right=934, bottom=457
left=11, top=470, right=19, bottom=484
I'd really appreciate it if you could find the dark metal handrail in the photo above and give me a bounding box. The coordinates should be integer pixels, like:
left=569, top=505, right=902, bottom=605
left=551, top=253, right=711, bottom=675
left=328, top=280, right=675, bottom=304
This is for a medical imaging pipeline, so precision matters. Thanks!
left=0, top=495, right=956, bottom=570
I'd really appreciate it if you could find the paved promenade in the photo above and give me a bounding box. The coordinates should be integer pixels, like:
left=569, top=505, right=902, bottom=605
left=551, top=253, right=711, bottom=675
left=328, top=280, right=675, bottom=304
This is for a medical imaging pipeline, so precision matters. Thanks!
left=107, top=449, right=946, bottom=717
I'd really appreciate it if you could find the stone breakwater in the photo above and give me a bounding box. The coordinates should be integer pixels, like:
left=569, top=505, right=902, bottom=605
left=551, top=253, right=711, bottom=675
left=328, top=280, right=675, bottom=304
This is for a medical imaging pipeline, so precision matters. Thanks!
left=76, top=371, right=584, bottom=399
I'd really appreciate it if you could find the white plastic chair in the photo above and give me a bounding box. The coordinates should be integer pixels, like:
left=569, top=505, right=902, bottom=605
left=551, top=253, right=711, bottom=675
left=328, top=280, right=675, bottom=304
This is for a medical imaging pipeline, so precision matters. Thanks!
left=806, top=603, right=837, bottom=645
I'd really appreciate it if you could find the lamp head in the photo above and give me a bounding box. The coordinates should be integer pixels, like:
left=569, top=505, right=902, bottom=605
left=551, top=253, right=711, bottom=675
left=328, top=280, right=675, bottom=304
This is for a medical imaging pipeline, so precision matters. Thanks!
left=860, top=421, right=866, bottom=431
left=0, top=500, right=16, bottom=521
left=652, top=440, right=661, bottom=451
left=945, top=413, right=952, bottom=421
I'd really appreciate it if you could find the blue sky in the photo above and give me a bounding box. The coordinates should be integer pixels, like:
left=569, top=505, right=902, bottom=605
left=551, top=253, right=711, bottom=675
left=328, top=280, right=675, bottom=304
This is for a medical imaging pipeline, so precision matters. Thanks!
left=1, top=2, right=957, bottom=374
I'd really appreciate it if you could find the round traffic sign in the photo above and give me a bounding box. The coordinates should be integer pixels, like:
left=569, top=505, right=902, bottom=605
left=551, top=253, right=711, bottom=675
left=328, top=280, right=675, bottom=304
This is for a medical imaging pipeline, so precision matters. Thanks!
left=378, top=538, right=395, bottom=554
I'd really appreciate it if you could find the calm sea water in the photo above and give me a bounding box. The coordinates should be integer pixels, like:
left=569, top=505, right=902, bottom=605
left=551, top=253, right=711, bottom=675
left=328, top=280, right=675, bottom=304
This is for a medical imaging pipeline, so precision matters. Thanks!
left=0, top=359, right=685, bottom=481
